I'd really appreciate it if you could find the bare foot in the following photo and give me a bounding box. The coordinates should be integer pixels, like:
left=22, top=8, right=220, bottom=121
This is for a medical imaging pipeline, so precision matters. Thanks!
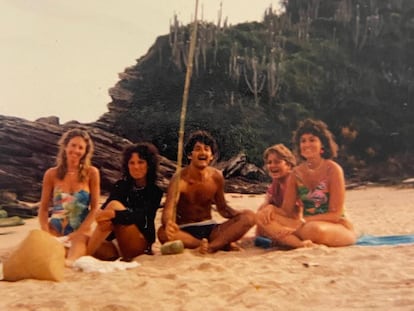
left=198, top=238, right=209, bottom=254
left=64, top=259, right=74, bottom=268
left=228, top=242, right=244, bottom=252
left=301, top=240, right=315, bottom=248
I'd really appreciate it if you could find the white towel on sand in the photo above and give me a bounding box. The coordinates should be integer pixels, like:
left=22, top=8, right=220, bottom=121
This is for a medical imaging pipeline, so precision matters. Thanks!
left=72, top=256, right=140, bottom=273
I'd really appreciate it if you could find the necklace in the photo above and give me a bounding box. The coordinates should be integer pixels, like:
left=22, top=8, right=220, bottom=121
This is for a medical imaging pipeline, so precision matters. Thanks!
left=133, top=184, right=145, bottom=191
left=306, top=159, right=324, bottom=172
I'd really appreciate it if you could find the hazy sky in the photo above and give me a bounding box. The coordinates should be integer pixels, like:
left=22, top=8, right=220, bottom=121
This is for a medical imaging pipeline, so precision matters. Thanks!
left=0, top=0, right=282, bottom=123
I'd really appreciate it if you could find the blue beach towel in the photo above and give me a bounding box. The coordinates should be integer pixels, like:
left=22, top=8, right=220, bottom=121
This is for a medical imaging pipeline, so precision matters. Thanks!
left=255, top=235, right=414, bottom=248
left=254, top=236, right=273, bottom=249
left=356, top=234, right=414, bottom=246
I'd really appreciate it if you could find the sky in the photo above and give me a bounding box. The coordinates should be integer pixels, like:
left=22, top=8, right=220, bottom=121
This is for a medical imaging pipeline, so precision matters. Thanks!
left=0, top=0, right=282, bottom=123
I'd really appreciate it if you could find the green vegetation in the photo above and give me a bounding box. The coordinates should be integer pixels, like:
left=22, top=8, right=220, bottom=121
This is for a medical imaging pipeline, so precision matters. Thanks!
left=107, top=0, right=414, bottom=181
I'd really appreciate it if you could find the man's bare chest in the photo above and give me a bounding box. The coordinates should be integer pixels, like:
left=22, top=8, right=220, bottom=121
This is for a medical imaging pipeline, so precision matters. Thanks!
left=181, top=181, right=216, bottom=204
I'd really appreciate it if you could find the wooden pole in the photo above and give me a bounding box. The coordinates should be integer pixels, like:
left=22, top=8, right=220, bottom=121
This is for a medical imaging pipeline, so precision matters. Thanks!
left=172, top=0, right=199, bottom=221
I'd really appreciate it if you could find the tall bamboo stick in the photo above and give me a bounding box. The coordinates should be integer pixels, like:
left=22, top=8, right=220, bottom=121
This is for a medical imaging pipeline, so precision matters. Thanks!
left=172, top=0, right=199, bottom=221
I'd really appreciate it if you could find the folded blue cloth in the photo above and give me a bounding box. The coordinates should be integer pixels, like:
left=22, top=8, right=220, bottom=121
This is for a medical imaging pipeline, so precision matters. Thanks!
left=254, top=236, right=273, bottom=249
left=356, top=234, right=414, bottom=246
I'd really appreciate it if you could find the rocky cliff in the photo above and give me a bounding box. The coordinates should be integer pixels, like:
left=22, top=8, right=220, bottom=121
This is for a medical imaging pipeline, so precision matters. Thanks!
left=0, top=115, right=175, bottom=202
left=0, top=115, right=267, bottom=204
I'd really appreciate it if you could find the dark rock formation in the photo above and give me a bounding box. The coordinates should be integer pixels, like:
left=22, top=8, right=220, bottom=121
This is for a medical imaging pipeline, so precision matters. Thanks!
left=218, top=153, right=268, bottom=182
left=0, top=115, right=267, bottom=203
left=0, top=115, right=176, bottom=202
left=217, top=153, right=268, bottom=193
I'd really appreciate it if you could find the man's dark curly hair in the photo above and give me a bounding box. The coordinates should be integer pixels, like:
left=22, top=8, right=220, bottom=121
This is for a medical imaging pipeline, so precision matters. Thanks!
left=121, top=142, right=159, bottom=185
left=293, top=118, right=338, bottom=160
left=184, top=130, right=218, bottom=162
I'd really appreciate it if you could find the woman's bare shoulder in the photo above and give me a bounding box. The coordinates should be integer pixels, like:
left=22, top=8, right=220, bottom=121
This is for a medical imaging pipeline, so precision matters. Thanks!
left=44, top=167, right=57, bottom=176
left=326, top=159, right=343, bottom=172
left=88, top=165, right=99, bottom=175
left=325, top=160, right=344, bottom=182
left=42, top=167, right=57, bottom=184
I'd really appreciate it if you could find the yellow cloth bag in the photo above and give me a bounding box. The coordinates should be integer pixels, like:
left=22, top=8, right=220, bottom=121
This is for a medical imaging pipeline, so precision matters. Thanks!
left=3, top=229, right=65, bottom=282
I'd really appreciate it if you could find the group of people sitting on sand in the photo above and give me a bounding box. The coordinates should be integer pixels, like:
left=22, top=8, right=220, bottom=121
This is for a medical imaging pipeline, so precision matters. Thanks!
left=38, top=118, right=357, bottom=266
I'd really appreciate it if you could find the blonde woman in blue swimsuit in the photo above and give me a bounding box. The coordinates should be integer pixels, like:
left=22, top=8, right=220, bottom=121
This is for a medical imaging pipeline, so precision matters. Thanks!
left=38, top=128, right=100, bottom=265
left=264, top=119, right=356, bottom=248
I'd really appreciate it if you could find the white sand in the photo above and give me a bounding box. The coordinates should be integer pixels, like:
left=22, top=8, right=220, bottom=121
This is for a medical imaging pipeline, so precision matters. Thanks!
left=1, top=186, right=414, bottom=310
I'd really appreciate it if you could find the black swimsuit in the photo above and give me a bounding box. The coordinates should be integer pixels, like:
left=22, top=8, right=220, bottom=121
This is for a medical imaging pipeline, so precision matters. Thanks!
left=102, top=179, right=163, bottom=245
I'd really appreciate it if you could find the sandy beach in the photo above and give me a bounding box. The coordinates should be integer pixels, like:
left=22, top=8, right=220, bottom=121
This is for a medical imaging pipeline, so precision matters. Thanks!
left=1, top=186, right=414, bottom=310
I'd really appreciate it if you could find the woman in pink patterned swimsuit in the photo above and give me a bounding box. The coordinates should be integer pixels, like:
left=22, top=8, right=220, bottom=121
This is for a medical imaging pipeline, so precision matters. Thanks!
left=262, top=119, right=356, bottom=248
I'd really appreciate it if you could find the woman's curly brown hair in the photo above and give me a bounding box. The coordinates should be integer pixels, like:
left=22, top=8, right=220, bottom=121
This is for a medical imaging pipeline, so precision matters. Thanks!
left=293, top=119, right=338, bottom=161
left=121, top=142, right=159, bottom=185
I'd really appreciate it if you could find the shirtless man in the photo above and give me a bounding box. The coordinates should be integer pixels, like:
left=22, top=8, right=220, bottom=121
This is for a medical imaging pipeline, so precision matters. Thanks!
left=158, top=130, right=256, bottom=253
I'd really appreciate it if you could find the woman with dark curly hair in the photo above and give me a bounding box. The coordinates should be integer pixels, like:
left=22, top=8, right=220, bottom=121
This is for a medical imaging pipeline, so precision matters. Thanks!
left=262, top=119, right=356, bottom=248
left=87, top=142, right=163, bottom=261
